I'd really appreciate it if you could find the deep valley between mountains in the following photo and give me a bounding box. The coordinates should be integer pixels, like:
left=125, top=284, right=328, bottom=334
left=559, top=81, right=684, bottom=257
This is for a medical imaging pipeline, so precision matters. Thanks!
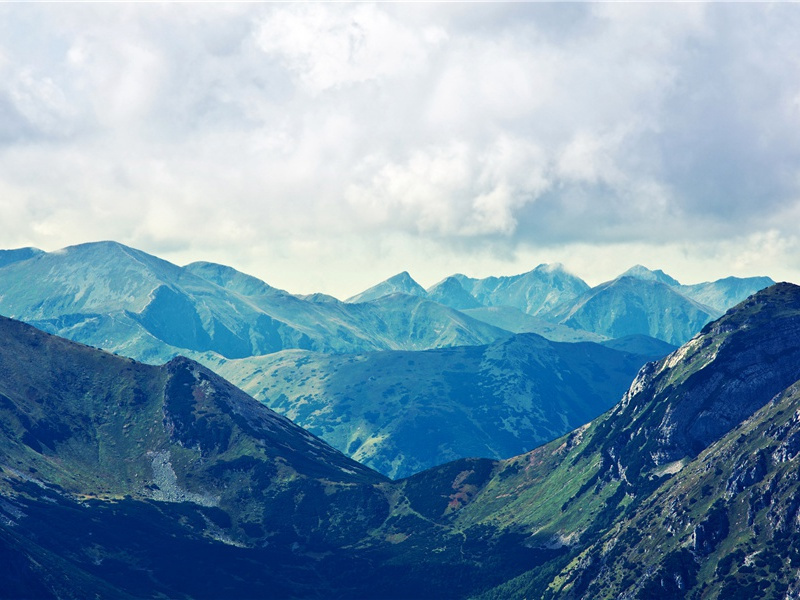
left=1, top=242, right=798, bottom=599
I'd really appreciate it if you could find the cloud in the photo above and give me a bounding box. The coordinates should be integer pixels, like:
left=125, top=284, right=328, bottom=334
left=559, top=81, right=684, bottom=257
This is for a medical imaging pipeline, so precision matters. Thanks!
left=346, top=136, right=549, bottom=237
left=254, top=4, right=446, bottom=94
left=2, top=3, right=800, bottom=296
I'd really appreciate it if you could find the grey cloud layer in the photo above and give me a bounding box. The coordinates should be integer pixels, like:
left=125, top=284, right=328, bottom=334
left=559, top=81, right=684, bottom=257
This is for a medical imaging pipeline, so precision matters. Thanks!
left=1, top=3, right=799, bottom=290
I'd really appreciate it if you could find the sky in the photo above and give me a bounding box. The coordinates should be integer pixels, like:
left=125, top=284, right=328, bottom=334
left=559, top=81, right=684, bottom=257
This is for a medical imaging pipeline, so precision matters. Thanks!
left=1, top=3, right=800, bottom=299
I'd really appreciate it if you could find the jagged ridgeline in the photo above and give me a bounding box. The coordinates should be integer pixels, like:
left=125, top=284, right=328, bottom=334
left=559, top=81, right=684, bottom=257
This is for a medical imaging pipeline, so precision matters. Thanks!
left=2, top=283, right=800, bottom=598
left=0, top=241, right=510, bottom=363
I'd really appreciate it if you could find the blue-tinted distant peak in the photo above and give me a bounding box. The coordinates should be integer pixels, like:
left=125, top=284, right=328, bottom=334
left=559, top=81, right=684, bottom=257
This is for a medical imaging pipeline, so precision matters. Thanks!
left=184, top=261, right=285, bottom=297
left=533, top=262, right=567, bottom=273
left=385, top=271, right=417, bottom=285
left=346, top=271, right=427, bottom=303
left=427, top=276, right=482, bottom=310
left=53, top=241, right=183, bottom=279
left=0, top=247, right=44, bottom=269
left=60, top=240, right=137, bottom=255
left=618, top=264, right=680, bottom=287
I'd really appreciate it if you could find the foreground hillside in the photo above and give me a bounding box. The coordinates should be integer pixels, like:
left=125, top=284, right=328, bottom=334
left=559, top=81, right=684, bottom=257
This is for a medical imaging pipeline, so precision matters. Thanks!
left=2, top=282, right=799, bottom=598
left=454, top=283, right=800, bottom=598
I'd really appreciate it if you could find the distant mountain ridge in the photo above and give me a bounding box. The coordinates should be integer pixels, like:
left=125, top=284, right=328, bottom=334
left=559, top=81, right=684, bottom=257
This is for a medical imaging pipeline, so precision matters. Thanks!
left=0, top=242, right=508, bottom=363
left=0, top=241, right=776, bottom=479
left=426, top=276, right=483, bottom=309
left=543, top=275, right=721, bottom=346
left=0, top=247, right=44, bottom=268
left=619, top=263, right=681, bottom=286
left=349, top=262, right=774, bottom=345
left=452, top=263, right=590, bottom=316
left=679, top=275, right=777, bottom=312
left=1, top=243, right=775, bottom=352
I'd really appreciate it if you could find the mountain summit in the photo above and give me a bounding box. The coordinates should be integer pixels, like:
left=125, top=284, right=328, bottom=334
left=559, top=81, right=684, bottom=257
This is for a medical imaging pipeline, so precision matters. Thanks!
left=345, top=271, right=428, bottom=303
left=544, top=275, right=721, bottom=345
left=619, top=264, right=681, bottom=286
left=0, top=243, right=508, bottom=360
left=454, top=263, right=590, bottom=315
left=426, top=276, right=482, bottom=309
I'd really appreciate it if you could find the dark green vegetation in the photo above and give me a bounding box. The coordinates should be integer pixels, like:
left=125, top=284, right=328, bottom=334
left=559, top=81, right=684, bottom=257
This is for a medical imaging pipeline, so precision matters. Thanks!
left=208, top=334, right=661, bottom=478
left=2, top=283, right=800, bottom=598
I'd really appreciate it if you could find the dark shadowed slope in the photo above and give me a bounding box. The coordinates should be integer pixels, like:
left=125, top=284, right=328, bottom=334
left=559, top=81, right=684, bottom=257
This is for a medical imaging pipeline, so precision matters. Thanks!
left=424, top=283, right=800, bottom=599
left=0, top=260, right=794, bottom=599
left=0, top=315, right=560, bottom=599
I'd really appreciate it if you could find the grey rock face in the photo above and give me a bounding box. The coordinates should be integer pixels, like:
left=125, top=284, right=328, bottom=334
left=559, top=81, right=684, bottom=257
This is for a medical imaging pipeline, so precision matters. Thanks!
left=589, top=284, right=800, bottom=480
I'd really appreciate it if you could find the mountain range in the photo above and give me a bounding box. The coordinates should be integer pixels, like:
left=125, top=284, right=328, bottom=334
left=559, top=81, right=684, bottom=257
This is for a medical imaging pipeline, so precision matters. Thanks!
left=351, top=263, right=773, bottom=346
left=0, top=241, right=774, bottom=480
left=0, top=243, right=773, bottom=358
left=0, top=242, right=508, bottom=363
left=2, top=283, right=800, bottom=598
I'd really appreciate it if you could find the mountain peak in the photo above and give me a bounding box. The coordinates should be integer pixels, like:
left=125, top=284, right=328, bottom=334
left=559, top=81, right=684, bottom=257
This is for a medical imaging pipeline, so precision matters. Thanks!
left=619, top=264, right=680, bottom=287
left=184, top=261, right=285, bottom=297
left=426, top=276, right=482, bottom=309
left=346, top=271, right=427, bottom=303
left=59, top=240, right=141, bottom=256
left=701, top=281, right=800, bottom=332
left=533, top=262, right=567, bottom=274
left=679, top=275, right=776, bottom=313
left=0, top=247, right=44, bottom=268
left=386, top=271, right=415, bottom=284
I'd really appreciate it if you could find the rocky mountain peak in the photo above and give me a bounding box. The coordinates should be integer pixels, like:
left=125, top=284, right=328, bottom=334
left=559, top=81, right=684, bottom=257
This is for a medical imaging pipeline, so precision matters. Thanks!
left=619, top=264, right=681, bottom=287
left=0, top=247, right=44, bottom=268
left=594, top=283, right=800, bottom=481
left=346, top=271, right=427, bottom=303
left=426, top=276, right=482, bottom=309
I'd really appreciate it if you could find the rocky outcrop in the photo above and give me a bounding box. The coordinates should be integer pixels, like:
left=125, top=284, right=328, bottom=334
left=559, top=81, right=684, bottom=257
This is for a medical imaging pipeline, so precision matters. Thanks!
left=585, top=284, right=800, bottom=484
